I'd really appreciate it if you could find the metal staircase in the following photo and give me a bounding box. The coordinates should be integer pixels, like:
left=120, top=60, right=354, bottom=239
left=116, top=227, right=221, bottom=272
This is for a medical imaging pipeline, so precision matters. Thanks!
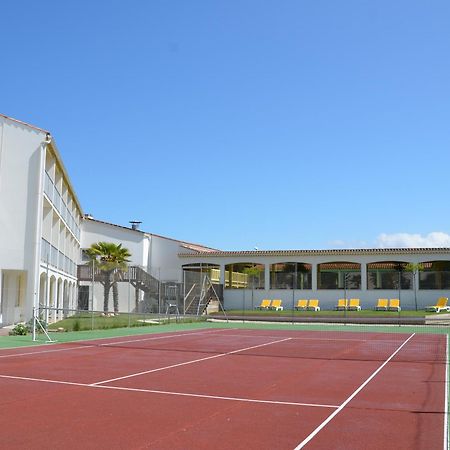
left=184, top=275, right=223, bottom=315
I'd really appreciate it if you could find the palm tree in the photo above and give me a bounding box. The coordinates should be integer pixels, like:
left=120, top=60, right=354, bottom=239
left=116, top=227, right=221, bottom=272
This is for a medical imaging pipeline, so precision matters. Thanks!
left=405, top=263, right=424, bottom=311
left=86, top=242, right=131, bottom=314
left=243, top=265, right=261, bottom=310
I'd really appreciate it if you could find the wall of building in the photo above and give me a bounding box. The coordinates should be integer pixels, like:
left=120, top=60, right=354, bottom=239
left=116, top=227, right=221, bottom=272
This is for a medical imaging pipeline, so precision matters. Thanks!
left=81, top=220, right=148, bottom=268
left=148, top=235, right=185, bottom=282
left=180, top=252, right=450, bottom=310
left=0, top=117, right=46, bottom=324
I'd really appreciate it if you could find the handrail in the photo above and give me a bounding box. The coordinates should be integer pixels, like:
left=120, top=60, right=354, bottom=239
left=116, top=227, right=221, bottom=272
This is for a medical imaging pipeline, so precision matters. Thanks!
left=184, top=284, right=199, bottom=313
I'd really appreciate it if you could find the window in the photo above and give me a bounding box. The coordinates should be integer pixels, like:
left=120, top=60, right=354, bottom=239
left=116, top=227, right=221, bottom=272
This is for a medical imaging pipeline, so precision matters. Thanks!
left=419, top=261, right=450, bottom=290
left=270, top=263, right=312, bottom=289
left=367, top=262, right=412, bottom=290
left=224, top=263, right=265, bottom=289
left=318, top=262, right=361, bottom=289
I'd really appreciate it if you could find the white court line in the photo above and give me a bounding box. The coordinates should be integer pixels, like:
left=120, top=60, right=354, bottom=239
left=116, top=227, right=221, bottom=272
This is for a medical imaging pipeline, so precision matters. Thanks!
left=0, top=373, right=338, bottom=409
left=0, top=327, right=223, bottom=354
left=0, top=345, right=97, bottom=359
left=97, top=329, right=223, bottom=347
left=95, top=384, right=339, bottom=408
left=0, top=329, right=221, bottom=359
left=293, top=333, right=416, bottom=450
left=212, top=332, right=410, bottom=344
left=91, top=337, right=293, bottom=386
left=444, top=334, right=448, bottom=450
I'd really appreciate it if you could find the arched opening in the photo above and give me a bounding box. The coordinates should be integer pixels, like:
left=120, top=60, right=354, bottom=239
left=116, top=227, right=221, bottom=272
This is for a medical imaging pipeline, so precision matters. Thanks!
left=39, top=272, right=47, bottom=307
left=63, top=280, right=69, bottom=318
left=224, top=263, right=265, bottom=289
left=48, top=276, right=57, bottom=323
left=181, top=263, right=223, bottom=315
left=419, top=261, right=450, bottom=289
left=367, top=261, right=412, bottom=290
left=318, top=262, right=361, bottom=290
left=270, top=262, right=312, bottom=289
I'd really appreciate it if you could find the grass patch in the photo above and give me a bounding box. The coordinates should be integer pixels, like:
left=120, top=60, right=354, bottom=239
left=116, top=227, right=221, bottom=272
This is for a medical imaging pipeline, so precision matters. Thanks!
left=48, top=313, right=206, bottom=332
left=221, top=309, right=443, bottom=317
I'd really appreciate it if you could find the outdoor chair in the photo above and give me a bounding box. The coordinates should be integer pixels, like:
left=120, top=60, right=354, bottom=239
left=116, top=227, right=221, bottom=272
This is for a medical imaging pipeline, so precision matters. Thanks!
left=336, top=299, right=348, bottom=311
left=306, top=299, right=320, bottom=311
left=347, top=299, right=361, bottom=311
left=269, top=299, right=283, bottom=311
left=388, top=299, right=401, bottom=312
left=295, top=299, right=308, bottom=311
left=375, top=299, right=388, bottom=311
left=426, top=297, right=450, bottom=313
left=255, top=299, right=271, bottom=310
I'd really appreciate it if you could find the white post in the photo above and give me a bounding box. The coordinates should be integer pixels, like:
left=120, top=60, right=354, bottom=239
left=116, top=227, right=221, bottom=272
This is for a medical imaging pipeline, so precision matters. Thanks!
left=32, top=306, right=36, bottom=341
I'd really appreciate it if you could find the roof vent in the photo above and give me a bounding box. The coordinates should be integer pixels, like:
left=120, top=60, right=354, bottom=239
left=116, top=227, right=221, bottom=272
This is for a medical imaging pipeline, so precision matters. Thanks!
left=129, top=221, right=142, bottom=230
left=84, top=213, right=93, bottom=219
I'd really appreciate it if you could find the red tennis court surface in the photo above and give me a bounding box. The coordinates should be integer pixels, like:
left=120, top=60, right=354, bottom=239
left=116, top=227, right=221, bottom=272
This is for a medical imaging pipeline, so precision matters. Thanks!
left=0, top=328, right=447, bottom=449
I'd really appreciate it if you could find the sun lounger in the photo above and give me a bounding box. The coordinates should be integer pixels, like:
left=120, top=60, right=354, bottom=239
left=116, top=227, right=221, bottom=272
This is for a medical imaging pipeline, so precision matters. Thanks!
left=306, top=299, right=320, bottom=311
left=295, top=299, right=308, bottom=311
left=255, top=299, right=271, bottom=310
left=375, top=298, right=388, bottom=311
left=388, top=299, right=401, bottom=312
left=347, top=299, right=361, bottom=311
left=336, top=299, right=348, bottom=311
left=269, top=299, right=283, bottom=311
left=426, top=297, right=450, bottom=313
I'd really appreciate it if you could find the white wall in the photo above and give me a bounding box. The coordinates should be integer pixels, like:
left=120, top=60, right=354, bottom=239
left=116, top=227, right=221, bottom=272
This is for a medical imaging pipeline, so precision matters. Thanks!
left=148, top=235, right=185, bottom=282
left=0, top=117, right=44, bottom=270
left=81, top=220, right=148, bottom=267
left=180, top=252, right=450, bottom=310
left=0, top=117, right=47, bottom=323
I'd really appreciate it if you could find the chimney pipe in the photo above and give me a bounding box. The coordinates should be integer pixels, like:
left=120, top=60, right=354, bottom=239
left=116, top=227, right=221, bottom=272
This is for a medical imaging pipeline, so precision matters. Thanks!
left=129, top=221, right=142, bottom=230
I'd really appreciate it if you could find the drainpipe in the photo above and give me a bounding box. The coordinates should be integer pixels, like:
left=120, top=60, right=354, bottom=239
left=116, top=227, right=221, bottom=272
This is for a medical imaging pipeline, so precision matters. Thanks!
left=32, top=134, right=51, bottom=317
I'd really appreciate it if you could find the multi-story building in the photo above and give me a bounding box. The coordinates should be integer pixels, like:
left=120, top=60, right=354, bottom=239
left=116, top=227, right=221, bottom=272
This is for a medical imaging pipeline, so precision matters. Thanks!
left=0, top=114, right=82, bottom=325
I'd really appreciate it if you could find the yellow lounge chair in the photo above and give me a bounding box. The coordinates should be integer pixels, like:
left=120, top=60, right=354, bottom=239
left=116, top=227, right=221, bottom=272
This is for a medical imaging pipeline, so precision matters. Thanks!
left=388, top=299, right=401, bottom=312
left=307, top=299, right=320, bottom=311
left=375, top=298, right=388, bottom=311
left=269, top=299, right=283, bottom=311
left=336, top=299, right=348, bottom=311
left=255, top=299, right=271, bottom=310
left=348, top=299, right=361, bottom=311
left=426, top=297, right=450, bottom=313
left=295, top=299, right=308, bottom=311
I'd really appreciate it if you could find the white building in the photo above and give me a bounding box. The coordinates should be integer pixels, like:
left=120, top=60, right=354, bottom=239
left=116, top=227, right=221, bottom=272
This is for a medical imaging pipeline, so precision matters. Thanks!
left=0, top=114, right=82, bottom=325
left=179, top=248, right=450, bottom=311
left=79, top=217, right=216, bottom=313
left=1, top=112, right=449, bottom=325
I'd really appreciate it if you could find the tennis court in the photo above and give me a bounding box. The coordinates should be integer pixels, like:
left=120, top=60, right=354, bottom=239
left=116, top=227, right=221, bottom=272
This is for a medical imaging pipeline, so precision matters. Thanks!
left=0, top=326, right=447, bottom=449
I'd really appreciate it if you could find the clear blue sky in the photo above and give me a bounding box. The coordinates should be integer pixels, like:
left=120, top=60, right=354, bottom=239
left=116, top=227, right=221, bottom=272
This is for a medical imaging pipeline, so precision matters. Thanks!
left=2, top=1, right=450, bottom=250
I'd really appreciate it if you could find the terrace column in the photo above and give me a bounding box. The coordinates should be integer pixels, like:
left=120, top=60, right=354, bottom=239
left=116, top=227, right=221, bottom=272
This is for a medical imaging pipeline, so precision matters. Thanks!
left=58, top=279, right=64, bottom=320
left=361, top=264, right=367, bottom=290
left=264, top=264, right=270, bottom=291
left=311, top=264, right=318, bottom=291
left=219, top=264, right=225, bottom=285
left=0, top=270, right=2, bottom=324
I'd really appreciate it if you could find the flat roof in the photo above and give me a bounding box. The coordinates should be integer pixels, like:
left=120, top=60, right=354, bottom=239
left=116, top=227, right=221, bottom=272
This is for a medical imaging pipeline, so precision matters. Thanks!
left=84, top=217, right=219, bottom=252
left=179, top=248, right=450, bottom=258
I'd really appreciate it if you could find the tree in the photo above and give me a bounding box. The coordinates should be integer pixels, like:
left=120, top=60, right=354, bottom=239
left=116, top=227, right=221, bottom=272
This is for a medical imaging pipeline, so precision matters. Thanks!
left=405, top=263, right=425, bottom=311
left=243, top=265, right=262, bottom=310
left=86, top=242, right=131, bottom=314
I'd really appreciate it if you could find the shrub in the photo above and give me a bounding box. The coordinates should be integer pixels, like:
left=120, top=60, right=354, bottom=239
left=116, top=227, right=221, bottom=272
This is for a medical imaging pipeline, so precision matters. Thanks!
left=26, top=317, right=48, bottom=333
left=73, top=320, right=81, bottom=332
left=9, top=323, right=28, bottom=336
